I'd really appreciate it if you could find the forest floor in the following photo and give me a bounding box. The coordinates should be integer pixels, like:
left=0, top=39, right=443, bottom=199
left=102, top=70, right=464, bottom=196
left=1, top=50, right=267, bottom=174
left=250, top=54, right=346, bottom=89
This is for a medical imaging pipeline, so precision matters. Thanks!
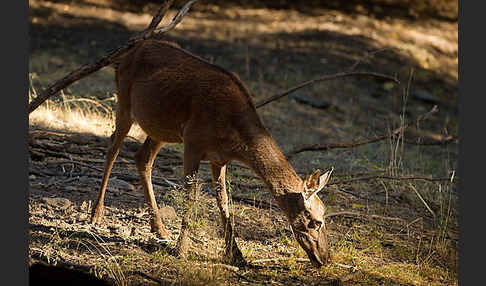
left=28, top=0, right=459, bottom=285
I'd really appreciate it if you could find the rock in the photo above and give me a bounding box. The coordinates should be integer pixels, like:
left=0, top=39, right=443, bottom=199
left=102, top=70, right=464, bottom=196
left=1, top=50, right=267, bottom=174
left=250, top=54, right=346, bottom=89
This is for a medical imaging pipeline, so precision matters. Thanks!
left=41, top=197, right=72, bottom=210
left=108, top=178, right=135, bottom=191
left=159, top=205, right=178, bottom=221
left=64, top=186, right=78, bottom=192
left=290, top=93, right=330, bottom=109
left=412, top=90, right=441, bottom=104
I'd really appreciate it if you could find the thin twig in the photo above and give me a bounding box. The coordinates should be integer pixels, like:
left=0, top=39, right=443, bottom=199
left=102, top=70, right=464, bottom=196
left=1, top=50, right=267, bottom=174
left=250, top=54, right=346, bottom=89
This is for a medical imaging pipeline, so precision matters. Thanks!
left=333, top=262, right=359, bottom=272
left=194, top=263, right=240, bottom=272
left=334, top=187, right=386, bottom=203
left=329, top=174, right=457, bottom=185
left=325, top=211, right=406, bottom=223
left=286, top=105, right=439, bottom=158
left=250, top=257, right=310, bottom=264
left=250, top=257, right=358, bottom=273
left=403, top=136, right=458, bottom=146
left=348, top=48, right=391, bottom=71
left=55, top=160, right=104, bottom=173
left=255, top=71, right=399, bottom=108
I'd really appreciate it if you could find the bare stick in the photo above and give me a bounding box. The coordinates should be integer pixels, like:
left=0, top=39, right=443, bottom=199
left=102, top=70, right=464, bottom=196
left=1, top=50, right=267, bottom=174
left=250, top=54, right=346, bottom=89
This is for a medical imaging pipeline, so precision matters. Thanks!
left=28, top=0, right=198, bottom=114
left=250, top=257, right=310, bottom=264
left=55, top=159, right=104, bottom=173
left=325, top=211, right=406, bottom=222
left=403, top=135, right=458, bottom=146
left=328, top=174, right=457, bottom=185
left=255, top=71, right=399, bottom=108
left=286, top=105, right=438, bottom=158
left=250, top=257, right=357, bottom=271
left=194, top=263, right=240, bottom=272
left=348, top=48, right=391, bottom=71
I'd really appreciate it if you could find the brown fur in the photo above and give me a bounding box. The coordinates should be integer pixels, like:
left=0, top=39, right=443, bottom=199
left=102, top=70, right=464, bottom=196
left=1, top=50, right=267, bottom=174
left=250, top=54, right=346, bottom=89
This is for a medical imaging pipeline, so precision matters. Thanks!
left=91, top=39, right=331, bottom=266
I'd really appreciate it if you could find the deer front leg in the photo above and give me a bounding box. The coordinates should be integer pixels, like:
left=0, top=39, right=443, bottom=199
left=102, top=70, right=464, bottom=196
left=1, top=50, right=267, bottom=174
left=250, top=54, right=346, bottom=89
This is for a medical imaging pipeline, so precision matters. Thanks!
left=91, top=110, right=133, bottom=224
left=210, top=162, right=247, bottom=266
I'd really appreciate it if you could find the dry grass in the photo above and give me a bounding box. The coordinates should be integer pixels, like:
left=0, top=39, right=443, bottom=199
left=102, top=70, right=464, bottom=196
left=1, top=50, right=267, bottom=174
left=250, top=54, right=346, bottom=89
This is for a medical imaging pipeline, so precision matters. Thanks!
left=29, top=73, right=147, bottom=141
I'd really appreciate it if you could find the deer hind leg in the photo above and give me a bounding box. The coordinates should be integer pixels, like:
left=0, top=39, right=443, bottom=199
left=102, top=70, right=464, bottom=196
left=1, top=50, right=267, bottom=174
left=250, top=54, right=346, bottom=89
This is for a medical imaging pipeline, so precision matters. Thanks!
left=174, top=145, right=202, bottom=259
left=210, top=162, right=247, bottom=266
left=91, top=108, right=133, bottom=224
left=134, top=136, right=170, bottom=240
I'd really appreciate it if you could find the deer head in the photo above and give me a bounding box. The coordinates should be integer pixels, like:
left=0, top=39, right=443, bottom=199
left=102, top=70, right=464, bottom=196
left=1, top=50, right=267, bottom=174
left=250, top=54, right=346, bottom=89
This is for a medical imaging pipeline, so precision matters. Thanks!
left=279, top=168, right=333, bottom=266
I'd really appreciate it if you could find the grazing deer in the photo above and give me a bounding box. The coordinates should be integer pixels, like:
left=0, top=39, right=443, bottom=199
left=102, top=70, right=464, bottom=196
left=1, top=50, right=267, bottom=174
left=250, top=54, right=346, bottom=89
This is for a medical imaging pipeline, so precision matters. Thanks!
left=90, top=38, right=333, bottom=266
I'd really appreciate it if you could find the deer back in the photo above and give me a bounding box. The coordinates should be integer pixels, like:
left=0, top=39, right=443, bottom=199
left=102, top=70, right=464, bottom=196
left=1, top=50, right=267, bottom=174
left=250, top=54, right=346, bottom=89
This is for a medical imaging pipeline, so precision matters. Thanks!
left=115, top=39, right=267, bottom=161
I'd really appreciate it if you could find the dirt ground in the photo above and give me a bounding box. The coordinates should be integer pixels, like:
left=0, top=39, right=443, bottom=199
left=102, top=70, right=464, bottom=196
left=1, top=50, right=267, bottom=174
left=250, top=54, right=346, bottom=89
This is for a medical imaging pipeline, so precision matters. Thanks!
left=28, top=0, right=458, bottom=285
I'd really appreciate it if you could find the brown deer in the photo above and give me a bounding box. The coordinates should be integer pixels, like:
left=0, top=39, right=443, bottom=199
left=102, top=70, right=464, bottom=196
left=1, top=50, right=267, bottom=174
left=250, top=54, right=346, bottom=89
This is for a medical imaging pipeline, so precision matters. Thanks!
left=90, top=39, right=334, bottom=266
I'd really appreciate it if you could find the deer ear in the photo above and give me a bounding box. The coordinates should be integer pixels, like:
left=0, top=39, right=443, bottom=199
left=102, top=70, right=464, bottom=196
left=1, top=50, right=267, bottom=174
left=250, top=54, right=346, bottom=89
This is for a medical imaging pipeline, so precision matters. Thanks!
left=304, top=167, right=334, bottom=200
left=317, top=167, right=333, bottom=190
left=304, top=169, right=321, bottom=190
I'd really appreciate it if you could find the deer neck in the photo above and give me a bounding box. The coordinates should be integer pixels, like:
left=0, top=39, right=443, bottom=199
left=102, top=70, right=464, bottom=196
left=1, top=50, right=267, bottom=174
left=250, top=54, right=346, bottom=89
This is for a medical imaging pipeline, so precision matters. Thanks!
left=243, top=133, right=303, bottom=200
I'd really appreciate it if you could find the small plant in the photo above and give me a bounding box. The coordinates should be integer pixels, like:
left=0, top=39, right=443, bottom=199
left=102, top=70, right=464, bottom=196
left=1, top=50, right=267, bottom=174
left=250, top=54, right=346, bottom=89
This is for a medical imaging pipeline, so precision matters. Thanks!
left=279, top=233, right=293, bottom=246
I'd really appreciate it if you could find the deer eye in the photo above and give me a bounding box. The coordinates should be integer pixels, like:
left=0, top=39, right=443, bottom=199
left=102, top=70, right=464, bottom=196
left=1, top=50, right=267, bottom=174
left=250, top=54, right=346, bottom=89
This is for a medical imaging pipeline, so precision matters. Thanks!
left=308, top=219, right=322, bottom=230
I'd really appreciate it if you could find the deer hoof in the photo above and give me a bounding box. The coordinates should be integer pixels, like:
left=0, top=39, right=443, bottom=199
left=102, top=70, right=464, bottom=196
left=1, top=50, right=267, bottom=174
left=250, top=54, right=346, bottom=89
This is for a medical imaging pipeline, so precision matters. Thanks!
left=90, top=207, right=103, bottom=224
left=150, top=221, right=170, bottom=240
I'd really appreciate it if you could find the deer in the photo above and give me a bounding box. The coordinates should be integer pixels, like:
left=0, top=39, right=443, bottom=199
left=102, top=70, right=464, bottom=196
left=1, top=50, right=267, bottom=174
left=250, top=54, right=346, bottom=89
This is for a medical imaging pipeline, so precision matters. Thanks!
left=89, top=37, right=334, bottom=267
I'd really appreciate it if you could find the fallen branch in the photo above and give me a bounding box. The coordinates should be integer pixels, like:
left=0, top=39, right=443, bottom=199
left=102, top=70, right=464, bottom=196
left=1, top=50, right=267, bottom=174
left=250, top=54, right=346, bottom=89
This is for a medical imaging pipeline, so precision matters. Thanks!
left=250, top=257, right=310, bottom=264
left=255, top=71, right=399, bottom=108
left=250, top=257, right=358, bottom=272
left=403, top=135, right=458, bottom=146
left=329, top=174, right=457, bottom=185
left=329, top=212, right=406, bottom=232
left=334, top=187, right=387, bottom=203
left=325, top=211, right=406, bottom=222
left=286, top=105, right=439, bottom=158
left=195, top=263, right=240, bottom=272
left=333, top=262, right=359, bottom=272
left=54, top=159, right=104, bottom=173
left=28, top=0, right=198, bottom=114
left=231, top=195, right=279, bottom=211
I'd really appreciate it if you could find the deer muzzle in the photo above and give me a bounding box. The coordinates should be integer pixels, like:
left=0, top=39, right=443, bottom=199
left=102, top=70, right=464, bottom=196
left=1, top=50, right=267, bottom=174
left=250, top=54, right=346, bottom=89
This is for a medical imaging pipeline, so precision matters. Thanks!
left=295, top=229, right=330, bottom=267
